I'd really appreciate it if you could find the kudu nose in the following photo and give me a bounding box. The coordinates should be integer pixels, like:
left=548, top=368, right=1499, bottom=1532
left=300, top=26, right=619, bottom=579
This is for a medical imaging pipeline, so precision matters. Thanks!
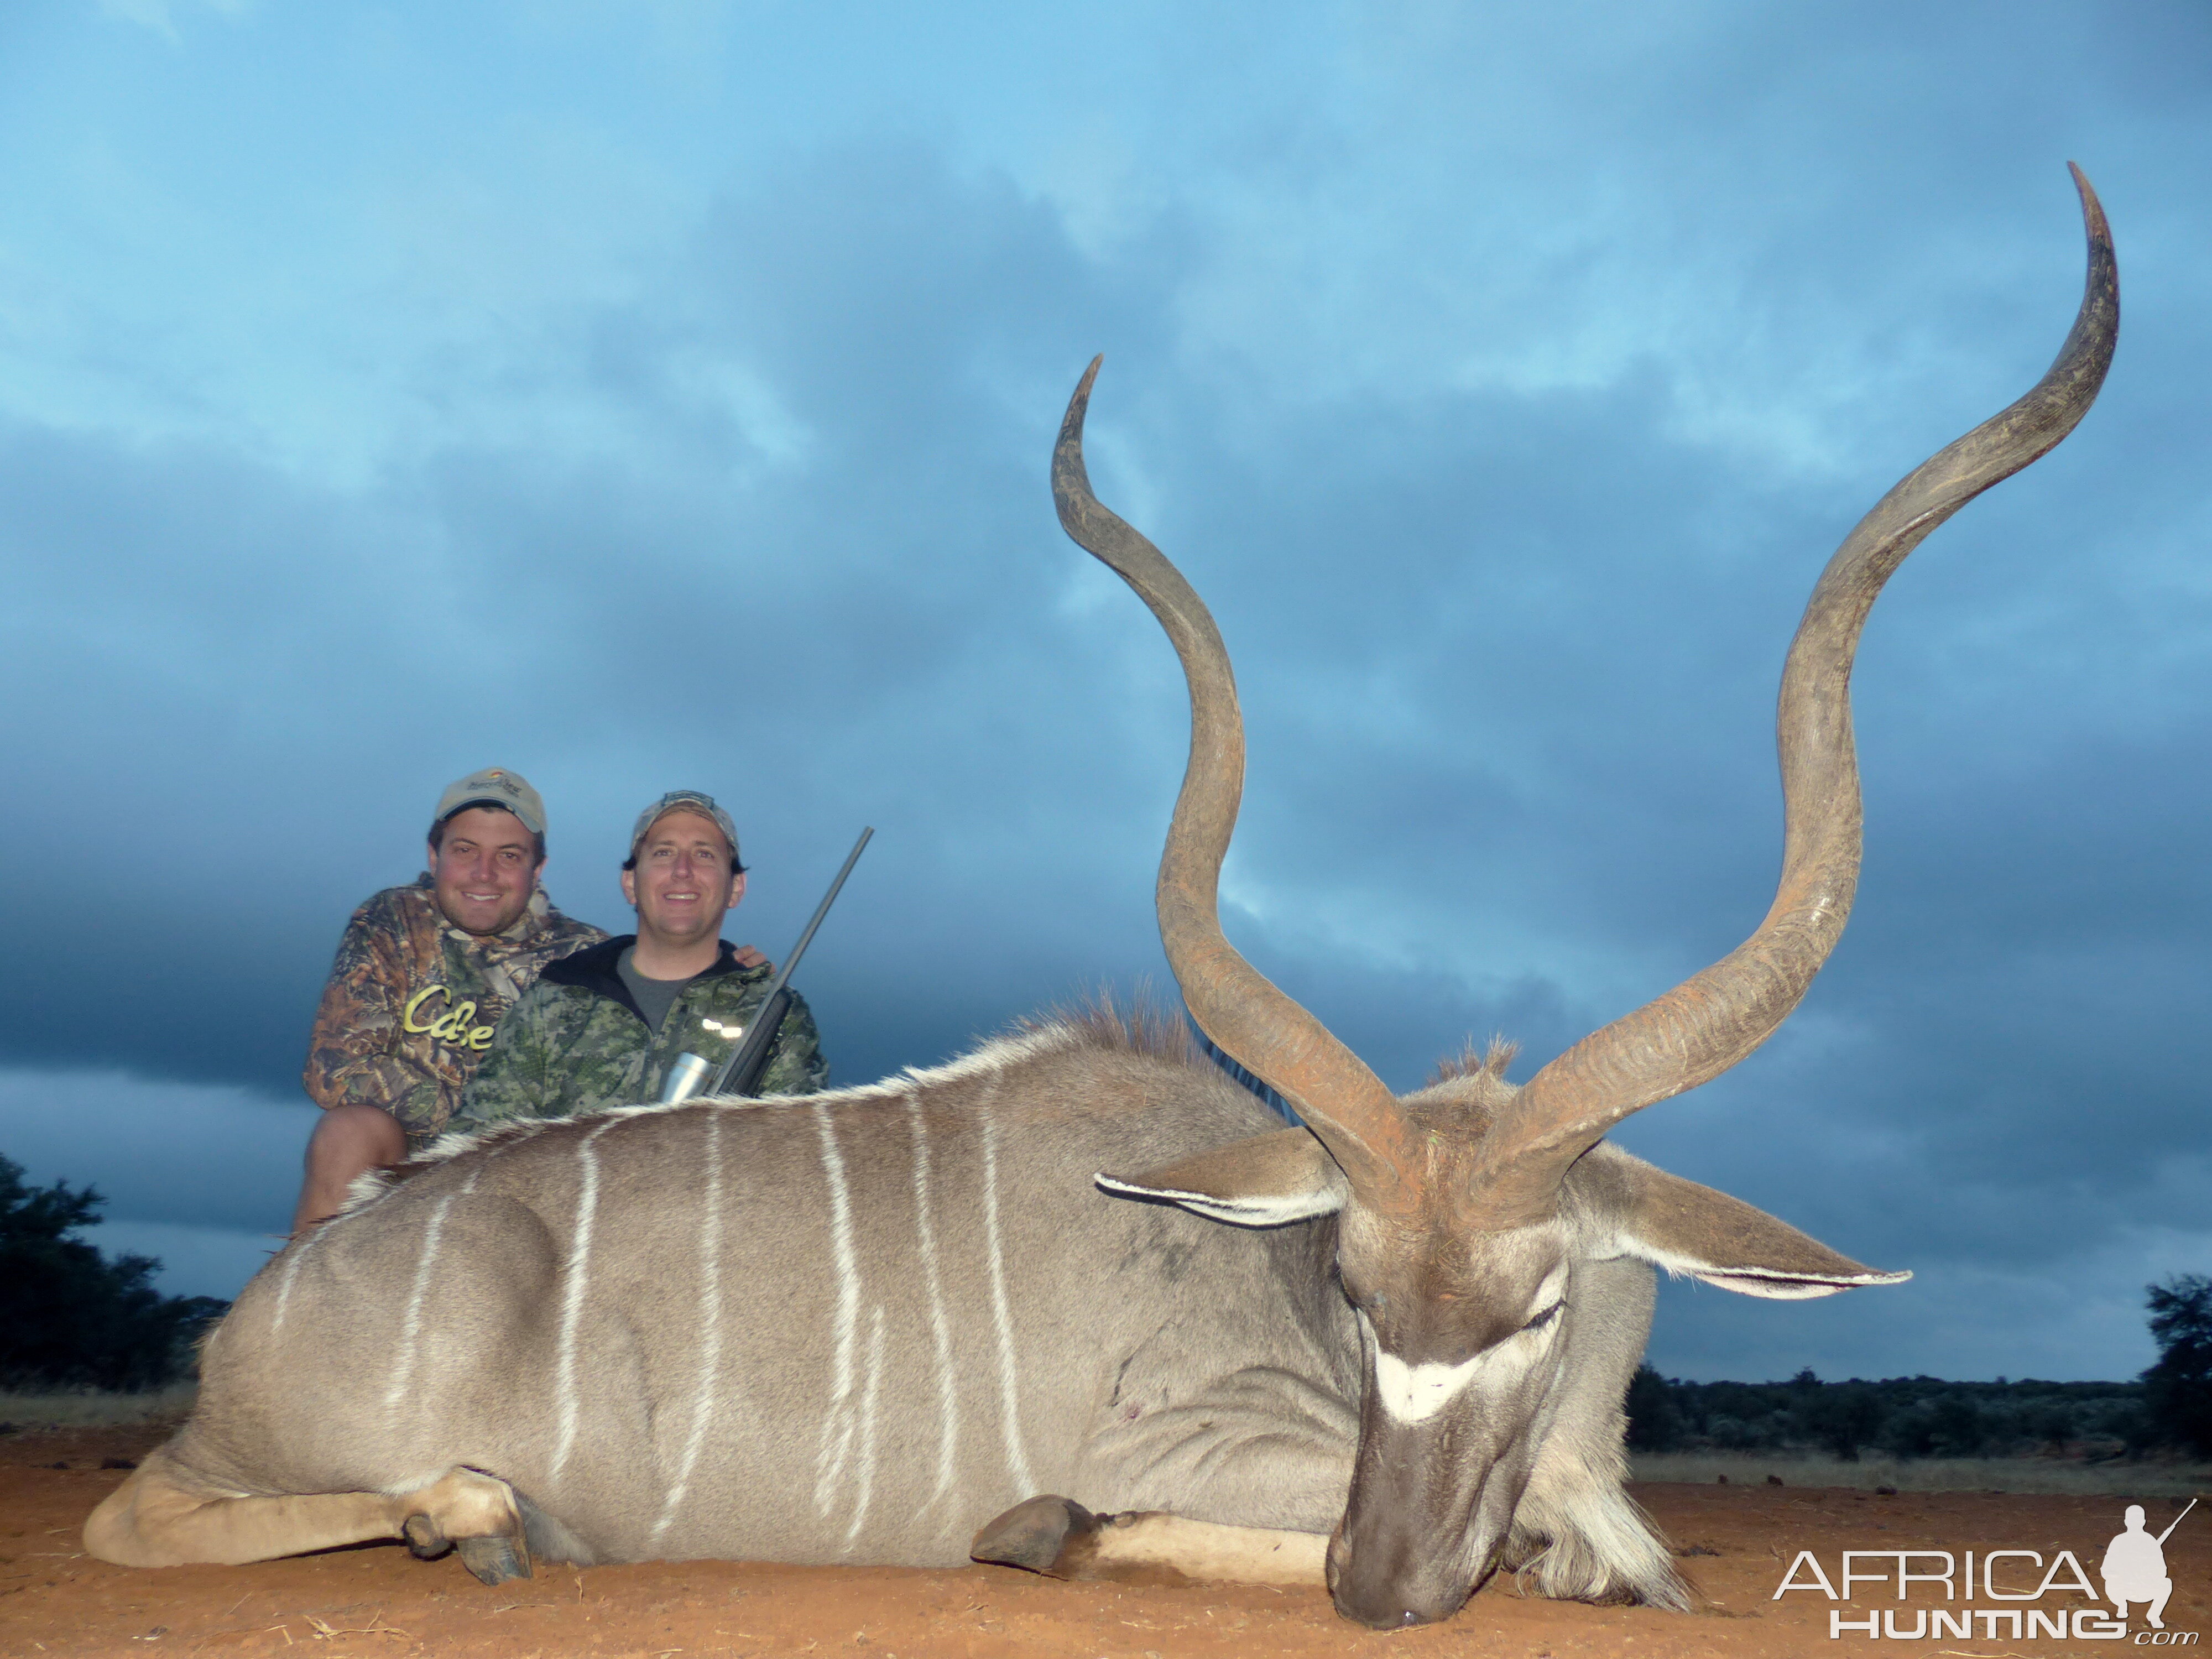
left=1328, top=1537, right=1469, bottom=1630
left=1330, top=1585, right=1454, bottom=1630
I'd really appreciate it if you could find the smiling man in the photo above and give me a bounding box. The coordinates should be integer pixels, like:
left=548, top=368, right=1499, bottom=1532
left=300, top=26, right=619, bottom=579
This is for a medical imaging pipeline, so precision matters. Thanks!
left=452, top=790, right=827, bottom=1131
left=292, top=769, right=608, bottom=1230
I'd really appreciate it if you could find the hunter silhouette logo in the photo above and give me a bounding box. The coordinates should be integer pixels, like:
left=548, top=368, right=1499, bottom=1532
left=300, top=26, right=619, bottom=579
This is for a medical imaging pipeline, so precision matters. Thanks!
left=2105, top=1500, right=2193, bottom=1631
left=1775, top=1498, right=2199, bottom=1642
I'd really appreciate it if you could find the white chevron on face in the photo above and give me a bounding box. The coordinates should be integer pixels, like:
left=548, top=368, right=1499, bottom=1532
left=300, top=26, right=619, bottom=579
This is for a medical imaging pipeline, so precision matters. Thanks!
left=1365, top=1266, right=1567, bottom=1425
left=1371, top=1347, right=1486, bottom=1425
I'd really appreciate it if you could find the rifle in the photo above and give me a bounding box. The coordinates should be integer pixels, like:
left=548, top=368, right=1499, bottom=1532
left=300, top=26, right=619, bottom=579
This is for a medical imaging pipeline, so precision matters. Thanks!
left=704, top=826, right=874, bottom=1098
left=2157, top=1498, right=2197, bottom=1546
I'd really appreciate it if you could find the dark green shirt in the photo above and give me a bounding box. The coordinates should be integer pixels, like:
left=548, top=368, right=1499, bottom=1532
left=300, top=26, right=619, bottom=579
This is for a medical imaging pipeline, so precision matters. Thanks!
left=451, top=936, right=828, bottom=1132
left=615, top=947, right=690, bottom=1034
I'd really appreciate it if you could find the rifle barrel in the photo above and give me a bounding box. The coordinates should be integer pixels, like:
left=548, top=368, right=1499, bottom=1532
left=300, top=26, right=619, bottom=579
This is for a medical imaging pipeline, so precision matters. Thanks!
left=707, top=826, right=874, bottom=1097
left=2156, top=1497, right=2197, bottom=1546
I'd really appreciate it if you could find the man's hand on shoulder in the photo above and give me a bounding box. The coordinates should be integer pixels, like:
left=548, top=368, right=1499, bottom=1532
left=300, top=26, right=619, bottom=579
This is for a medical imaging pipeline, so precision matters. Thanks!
left=732, top=944, right=768, bottom=970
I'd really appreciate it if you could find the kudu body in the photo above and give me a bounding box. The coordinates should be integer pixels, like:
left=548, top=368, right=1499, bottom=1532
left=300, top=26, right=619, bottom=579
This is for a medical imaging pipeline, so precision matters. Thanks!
left=87, top=171, right=2116, bottom=1628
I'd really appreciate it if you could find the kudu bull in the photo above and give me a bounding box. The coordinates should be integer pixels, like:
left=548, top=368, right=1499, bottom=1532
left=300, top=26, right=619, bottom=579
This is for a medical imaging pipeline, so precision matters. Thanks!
left=87, top=169, right=2116, bottom=1627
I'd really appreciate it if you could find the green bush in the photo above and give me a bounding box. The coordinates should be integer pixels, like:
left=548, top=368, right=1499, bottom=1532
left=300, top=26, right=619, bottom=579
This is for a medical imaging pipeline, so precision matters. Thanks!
left=1624, top=1364, right=1684, bottom=1450
left=2142, top=1274, right=2212, bottom=1458
left=1801, top=1381, right=1884, bottom=1461
left=0, top=1152, right=228, bottom=1391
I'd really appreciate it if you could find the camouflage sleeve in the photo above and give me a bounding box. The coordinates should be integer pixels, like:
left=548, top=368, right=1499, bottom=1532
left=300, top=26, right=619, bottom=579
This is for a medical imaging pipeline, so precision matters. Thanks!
left=758, top=988, right=829, bottom=1097
left=452, top=983, right=571, bottom=1130
left=301, top=896, right=444, bottom=1122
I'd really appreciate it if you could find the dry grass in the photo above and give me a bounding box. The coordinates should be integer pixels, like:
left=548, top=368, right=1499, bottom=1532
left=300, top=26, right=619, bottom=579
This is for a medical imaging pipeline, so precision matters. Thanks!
left=0, top=1384, right=197, bottom=1430
left=1634, top=1448, right=2212, bottom=1497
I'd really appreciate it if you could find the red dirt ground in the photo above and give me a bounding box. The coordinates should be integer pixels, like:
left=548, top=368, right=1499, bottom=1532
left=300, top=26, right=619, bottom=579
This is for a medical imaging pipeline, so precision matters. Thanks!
left=5, top=1423, right=2205, bottom=1657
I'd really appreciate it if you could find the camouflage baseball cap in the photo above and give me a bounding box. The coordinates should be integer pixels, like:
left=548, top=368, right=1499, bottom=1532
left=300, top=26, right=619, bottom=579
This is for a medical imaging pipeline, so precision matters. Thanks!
left=433, top=768, right=547, bottom=836
left=629, top=790, right=743, bottom=869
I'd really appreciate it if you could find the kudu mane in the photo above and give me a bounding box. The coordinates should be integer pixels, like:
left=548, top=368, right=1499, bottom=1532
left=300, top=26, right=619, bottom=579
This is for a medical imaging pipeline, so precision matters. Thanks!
left=344, top=996, right=1231, bottom=1210
left=345, top=989, right=1509, bottom=1221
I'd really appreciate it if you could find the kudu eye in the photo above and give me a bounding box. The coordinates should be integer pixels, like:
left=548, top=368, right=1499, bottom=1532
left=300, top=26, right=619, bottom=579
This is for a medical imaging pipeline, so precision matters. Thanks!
left=1336, top=1264, right=1384, bottom=1316
left=1521, top=1301, right=1563, bottom=1334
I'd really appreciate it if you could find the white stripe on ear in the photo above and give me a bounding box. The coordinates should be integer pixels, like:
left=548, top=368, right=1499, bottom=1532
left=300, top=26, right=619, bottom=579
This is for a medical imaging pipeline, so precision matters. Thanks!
left=1637, top=1242, right=1912, bottom=1300
left=1095, top=1171, right=1344, bottom=1227
left=1567, top=1141, right=1910, bottom=1300
left=1093, top=1127, right=1348, bottom=1228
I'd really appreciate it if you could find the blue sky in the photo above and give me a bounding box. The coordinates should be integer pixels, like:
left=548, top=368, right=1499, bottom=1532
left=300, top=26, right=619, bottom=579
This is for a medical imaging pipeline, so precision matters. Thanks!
left=0, top=1, right=2206, bottom=1383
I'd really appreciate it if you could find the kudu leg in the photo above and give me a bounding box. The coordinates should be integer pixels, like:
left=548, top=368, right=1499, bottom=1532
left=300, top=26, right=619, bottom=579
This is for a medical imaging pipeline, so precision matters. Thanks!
left=973, top=1496, right=1326, bottom=1588
left=84, top=1448, right=531, bottom=1583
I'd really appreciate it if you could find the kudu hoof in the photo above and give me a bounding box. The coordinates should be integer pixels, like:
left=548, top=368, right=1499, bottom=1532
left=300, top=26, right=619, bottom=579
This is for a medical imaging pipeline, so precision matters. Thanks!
left=456, top=1530, right=533, bottom=1586
left=971, top=1495, right=1102, bottom=1578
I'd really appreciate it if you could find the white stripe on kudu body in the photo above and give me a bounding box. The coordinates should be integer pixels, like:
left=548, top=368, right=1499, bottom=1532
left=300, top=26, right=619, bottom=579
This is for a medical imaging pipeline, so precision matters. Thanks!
left=382, top=1162, right=483, bottom=1415
left=650, top=1108, right=726, bottom=1548
left=383, top=1193, right=456, bottom=1414
left=904, top=1089, right=961, bottom=1505
left=847, top=1305, right=888, bottom=1549
left=979, top=1112, right=1036, bottom=1492
left=267, top=1226, right=319, bottom=1340
left=551, top=1119, right=617, bottom=1483
left=813, top=1103, right=861, bottom=1514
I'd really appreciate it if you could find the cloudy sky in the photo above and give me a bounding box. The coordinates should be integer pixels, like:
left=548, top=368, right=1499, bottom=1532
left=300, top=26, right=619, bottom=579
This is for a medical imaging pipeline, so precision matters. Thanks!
left=0, top=1, right=2205, bottom=1384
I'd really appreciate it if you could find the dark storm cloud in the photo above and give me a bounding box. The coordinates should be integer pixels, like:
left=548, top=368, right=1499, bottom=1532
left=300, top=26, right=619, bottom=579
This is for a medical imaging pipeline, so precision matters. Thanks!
left=0, top=141, right=1186, bottom=1125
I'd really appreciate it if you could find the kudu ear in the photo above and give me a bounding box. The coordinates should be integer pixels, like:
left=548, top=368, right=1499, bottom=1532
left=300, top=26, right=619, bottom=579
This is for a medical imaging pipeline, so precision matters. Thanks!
left=1097, top=1128, right=1348, bottom=1228
left=1568, top=1142, right=1910, bottom=1300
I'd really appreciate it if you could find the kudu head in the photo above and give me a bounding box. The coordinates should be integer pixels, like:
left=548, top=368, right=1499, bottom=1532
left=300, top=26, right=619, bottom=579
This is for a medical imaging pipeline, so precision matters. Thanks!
left=1060, top=168, right=2117, bottom=1627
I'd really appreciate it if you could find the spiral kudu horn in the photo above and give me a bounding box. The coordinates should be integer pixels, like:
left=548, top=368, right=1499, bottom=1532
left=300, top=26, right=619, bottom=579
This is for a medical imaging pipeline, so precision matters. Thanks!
left=1052, top=361, right=1421, bottom=1204
left=1478, top=165, right=2119, bottom=1209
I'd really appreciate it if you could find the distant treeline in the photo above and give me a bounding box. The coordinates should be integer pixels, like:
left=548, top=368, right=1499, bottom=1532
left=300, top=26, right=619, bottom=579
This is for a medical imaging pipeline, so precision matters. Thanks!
left=1627, top=1275, right=2212, bottom=1462
left=1, top=1153, right=229, bottom=1392
left=1626, top=1368, right=2154, bottom=1460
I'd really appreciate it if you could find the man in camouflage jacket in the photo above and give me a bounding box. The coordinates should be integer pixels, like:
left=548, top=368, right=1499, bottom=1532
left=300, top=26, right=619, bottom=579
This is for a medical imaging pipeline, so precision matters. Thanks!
left=453, top=939, right=826, bottom=1125
left=292, top=768, right=608, bottom=1231
left=453, top=790, right=827, bottom=1130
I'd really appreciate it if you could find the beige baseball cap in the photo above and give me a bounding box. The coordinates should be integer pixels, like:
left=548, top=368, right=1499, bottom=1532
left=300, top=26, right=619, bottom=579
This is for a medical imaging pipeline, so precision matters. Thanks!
left=628, top=790, right=743, bottom=870
left=432, top=768, right=547, bottom=837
